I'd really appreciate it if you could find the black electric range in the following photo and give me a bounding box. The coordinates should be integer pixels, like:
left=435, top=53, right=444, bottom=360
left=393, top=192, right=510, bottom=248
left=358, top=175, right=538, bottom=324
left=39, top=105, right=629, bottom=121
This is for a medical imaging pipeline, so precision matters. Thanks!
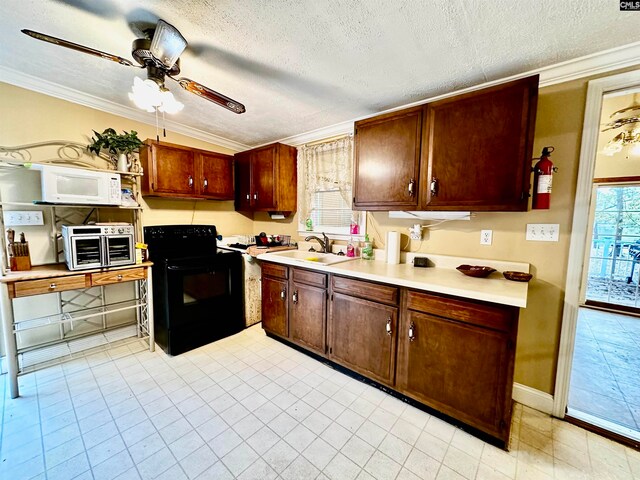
left=144, top=225, right=245, bottom=355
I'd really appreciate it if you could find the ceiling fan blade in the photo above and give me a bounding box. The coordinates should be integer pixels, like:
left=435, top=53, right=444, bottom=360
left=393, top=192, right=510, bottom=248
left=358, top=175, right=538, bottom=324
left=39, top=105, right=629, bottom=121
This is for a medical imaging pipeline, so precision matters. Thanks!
left=169, top=76, right=246, bottom=114
left=150, top=20, right=187, bottom=69
left=21, top=29, right=138, bottom=67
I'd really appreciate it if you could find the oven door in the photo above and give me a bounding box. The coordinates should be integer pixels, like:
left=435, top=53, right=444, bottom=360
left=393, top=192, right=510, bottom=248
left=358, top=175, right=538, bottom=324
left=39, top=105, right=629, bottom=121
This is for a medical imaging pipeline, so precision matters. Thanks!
left=159, top=255, right=244, bottom=354
left=68, top=235, right=103, bottom=270
left=104, top=234, right=134, bottom=267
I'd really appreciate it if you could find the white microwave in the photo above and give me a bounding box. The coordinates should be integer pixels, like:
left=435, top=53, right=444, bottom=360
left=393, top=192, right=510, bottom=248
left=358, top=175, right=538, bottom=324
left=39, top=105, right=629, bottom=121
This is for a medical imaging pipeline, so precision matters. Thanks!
left=33, top=165, right=122, bottom=206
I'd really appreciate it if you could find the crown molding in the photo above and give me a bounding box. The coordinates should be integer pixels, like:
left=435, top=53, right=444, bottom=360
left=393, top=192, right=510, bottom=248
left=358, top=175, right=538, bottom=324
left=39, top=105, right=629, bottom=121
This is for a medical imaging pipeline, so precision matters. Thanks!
left=278, top=41, right=640, bottom=147
left=0, top=66, right=250, bottom=153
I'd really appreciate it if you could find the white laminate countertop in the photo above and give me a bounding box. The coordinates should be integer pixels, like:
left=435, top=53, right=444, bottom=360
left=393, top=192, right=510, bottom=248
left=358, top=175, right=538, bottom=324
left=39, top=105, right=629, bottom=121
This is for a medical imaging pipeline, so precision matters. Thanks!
left=257, top=251, right=530, bottom=308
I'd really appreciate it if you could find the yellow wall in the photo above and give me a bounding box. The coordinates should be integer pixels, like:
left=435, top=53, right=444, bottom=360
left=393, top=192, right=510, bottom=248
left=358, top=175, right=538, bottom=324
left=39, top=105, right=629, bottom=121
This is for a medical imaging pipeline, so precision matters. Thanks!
left=1, top=70, right=637, bottom=395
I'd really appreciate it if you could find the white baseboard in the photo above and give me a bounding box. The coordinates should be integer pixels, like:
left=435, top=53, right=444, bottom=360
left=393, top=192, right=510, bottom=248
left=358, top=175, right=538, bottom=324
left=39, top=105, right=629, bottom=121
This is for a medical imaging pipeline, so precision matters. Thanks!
left=513, top=382, right=554, bottom=414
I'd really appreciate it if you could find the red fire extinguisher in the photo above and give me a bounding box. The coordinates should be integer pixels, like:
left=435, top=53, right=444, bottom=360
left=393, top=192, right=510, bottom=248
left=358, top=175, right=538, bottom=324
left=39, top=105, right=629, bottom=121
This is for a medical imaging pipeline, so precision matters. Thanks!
left=532, top=146, right=557, bottom=210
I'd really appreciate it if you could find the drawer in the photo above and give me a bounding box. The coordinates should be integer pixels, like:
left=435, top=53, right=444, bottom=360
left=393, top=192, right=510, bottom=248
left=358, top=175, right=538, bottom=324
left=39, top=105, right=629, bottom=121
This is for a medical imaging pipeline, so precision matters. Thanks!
left=332, top=275, right=398, bottom=305
left=14, top=275, right=89, bottom=298
left=292, top=267, right=327, bottom=288
left=405, top=290, right=516, bottom=333
left=91, top=267, right=147, bottom=286
left=262, top=262, right=288, bottom=280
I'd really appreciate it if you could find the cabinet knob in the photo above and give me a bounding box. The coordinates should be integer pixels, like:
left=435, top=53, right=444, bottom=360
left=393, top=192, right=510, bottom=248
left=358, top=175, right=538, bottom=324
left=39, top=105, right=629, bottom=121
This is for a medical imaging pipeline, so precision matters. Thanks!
left=430, top=177, right=438, bottom=197
left=280, top=288, right=286, bottom=300
left=188, top=175, right=194, bottom=188
left=408, top=321, right=416, bottom=342
left=386, top=317, right=392, bottom=336
left=116, top=274, right=123, bottom=281
left=292, top=290, right=298, bottom=304
left=246, top=194, right=250, bottom=200
left=203, top=178, right=208, bottom=189
left=253, top=193, right=258, bottom=201
left=49, top=283, right=57, bottom=290
left=408, top=178, right=415, bottom=196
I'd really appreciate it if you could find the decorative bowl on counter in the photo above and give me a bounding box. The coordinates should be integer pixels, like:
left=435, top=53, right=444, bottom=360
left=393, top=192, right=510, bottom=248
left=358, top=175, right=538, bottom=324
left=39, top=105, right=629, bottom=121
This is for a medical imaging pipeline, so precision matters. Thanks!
left=456, top=265, right=496, bottom=278
left=503, top=271, right=533, bottom=282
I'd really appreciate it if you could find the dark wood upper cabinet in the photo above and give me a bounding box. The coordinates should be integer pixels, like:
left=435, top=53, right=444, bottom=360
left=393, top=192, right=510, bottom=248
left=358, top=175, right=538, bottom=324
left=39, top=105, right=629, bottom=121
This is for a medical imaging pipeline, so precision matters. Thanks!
left=352, top=75, right=538, bottom=211
left=421, top=76, right=538, bottom=211
left=252, top=146, right=276, bottom=209
left=234, top=143, right=297, bottom=214
left=140, top=140, right=234, bottom=200
left=235, top=151, right=252, bottom=210
left=197, top=152, right=234, bottom=199
left=353, top=106, right=423, bottom=210
left=142, top=141, right=196, bottom=196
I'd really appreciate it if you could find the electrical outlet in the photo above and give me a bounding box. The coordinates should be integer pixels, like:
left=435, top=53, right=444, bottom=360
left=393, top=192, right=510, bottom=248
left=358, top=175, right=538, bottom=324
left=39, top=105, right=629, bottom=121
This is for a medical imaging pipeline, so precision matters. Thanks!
left=480, top=230, right=493, bottom=245
left=526, top=223, right=559, bottom=242
left=3, top=211, right=44, bottom=226
left=409, top=224, right=423, bottom=240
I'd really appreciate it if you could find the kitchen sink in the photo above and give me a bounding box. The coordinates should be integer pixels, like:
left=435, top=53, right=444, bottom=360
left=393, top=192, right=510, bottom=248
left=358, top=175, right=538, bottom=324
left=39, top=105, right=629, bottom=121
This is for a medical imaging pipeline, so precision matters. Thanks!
left=267, top=250, right=358, bottom=265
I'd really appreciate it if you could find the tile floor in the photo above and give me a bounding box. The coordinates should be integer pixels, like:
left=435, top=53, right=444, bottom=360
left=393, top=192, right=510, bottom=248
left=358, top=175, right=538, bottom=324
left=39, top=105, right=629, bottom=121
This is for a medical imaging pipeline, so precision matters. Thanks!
left=569, top=307, right=640, bottom=432
left=1, top=324, right=640, bottom=480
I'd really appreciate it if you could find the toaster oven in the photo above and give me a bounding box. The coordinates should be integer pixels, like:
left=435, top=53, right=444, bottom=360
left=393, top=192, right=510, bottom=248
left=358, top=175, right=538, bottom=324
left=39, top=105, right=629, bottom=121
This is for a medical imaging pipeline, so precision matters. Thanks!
left=62, top=224, right=135, bottom=271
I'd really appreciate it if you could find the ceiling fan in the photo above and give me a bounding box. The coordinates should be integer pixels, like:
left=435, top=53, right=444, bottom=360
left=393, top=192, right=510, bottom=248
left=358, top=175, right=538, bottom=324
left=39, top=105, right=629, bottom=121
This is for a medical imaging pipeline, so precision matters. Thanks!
left=21, top=20, right=246, bottom=114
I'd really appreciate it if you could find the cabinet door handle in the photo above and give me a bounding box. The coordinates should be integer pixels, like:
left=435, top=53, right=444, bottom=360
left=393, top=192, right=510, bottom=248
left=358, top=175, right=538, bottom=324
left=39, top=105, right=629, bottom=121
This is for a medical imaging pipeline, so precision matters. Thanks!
left=386, top=317, right=392, bottom=336
left=292, top=290, right=298, bottom=304
left=408, top=321, right=416, bottom=342
left=408, top=178, right=415, bottom=196
left=280, top=288, right=286, bottom=300
left=253, top=192, right=258, bottom=200
left=203, top=178, right=208, bottom=189
left=188, top=175, right=194, bottom=188
left=49, top=283, right=57, bottom=290
left=430, top=177, right=438, bottom=197
left=246, top=194, right=250, bottom=200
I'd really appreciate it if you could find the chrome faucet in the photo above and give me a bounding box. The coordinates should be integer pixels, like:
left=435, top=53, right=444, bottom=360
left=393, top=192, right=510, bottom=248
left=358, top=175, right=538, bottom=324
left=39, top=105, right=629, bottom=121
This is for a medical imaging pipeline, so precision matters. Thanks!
left=305, top=232, right=330, bottom=253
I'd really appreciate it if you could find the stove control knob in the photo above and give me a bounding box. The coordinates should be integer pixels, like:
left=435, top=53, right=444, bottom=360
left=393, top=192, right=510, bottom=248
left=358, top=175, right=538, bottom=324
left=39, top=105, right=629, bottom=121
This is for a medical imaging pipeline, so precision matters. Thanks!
left=118, top=228, right=124, bottom=234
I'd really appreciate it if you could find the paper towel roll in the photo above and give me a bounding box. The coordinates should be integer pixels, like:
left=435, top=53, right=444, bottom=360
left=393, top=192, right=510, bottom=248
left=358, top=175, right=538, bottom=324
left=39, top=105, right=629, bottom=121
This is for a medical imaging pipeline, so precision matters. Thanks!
left=387, top=231, right=401, bottom=264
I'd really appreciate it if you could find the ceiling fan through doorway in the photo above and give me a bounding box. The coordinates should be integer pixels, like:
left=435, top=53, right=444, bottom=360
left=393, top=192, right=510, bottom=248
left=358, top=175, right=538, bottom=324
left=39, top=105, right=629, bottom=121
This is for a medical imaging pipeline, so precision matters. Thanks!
left=22, top=19, right=246, bottom=114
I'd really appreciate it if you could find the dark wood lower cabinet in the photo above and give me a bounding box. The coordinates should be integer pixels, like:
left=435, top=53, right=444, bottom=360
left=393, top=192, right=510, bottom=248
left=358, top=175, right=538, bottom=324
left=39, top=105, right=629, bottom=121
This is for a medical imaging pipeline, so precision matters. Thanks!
left=290, top=282, right=326, bottom=354
left=261, top=264, right=327, bottom=354
left=261, top=276, right=288, bottom=337
left=329, top=292, right=397, bottom=386
left=260, top=263, right=520, bottom=446
left=397, top=290, right=518, bottom=443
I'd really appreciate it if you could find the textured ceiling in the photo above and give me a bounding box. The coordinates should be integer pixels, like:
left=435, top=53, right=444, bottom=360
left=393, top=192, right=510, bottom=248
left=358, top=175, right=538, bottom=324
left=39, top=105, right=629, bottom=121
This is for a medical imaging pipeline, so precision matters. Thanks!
left=1, top=0, right=639, bottom=148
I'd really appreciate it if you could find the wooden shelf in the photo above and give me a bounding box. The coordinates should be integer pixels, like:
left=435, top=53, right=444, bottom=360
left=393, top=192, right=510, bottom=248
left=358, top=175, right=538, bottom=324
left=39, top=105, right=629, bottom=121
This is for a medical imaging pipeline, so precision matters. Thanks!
left=0, top=262, right=153, bottom=283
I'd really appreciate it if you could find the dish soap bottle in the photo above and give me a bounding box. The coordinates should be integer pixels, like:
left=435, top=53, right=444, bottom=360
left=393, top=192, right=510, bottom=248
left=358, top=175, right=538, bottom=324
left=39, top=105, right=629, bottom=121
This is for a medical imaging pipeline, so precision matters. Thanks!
left=346, top=237, right=355, bottom=257
left=361, top=234, right=374, bottom=260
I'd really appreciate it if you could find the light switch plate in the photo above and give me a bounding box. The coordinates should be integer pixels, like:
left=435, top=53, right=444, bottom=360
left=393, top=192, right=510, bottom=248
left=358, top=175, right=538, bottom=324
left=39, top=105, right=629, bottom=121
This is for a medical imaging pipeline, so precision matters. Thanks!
left=3, top=211, right=44, bottom=226
left=480, top=230, right=493, bottom=245
left=526, top=223, right=559, bottom=242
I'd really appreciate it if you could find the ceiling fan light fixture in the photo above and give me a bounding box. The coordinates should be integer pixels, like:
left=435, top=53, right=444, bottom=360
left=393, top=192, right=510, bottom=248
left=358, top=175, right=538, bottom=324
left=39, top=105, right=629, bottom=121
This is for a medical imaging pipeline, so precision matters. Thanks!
left=150, top=19, right=187, bottom=69
left=129, top=76, right=183, bottom=114
left=158, top=89, right=184, bottom=114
